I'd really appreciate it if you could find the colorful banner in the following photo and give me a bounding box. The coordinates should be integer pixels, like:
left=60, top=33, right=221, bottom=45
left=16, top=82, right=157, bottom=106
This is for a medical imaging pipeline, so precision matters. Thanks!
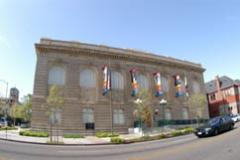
left=153, top=72, right=164, bottom=97
left=102, top=65, right=111, bottom=96
left=130, top=69, right=139, bottom=97
left=173, top=75, right=184, bottom=97
left=184, top=76, right=189, bottom=97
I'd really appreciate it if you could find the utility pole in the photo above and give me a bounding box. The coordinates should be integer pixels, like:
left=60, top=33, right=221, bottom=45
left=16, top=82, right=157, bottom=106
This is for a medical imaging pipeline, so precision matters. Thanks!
left=0, top=79, right=8, bottom=140
left=0, top=79, right=8, bottom=118
left=108, top=59, right=113, bottom=134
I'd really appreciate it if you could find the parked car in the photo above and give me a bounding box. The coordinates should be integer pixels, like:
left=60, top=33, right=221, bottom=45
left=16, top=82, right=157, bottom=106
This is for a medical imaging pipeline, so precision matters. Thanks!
left=236, top=114, right=240, bottom=121
left=20, top=122, right=31, bottom=128
left=230, top=114, right=240, bottom=123
left=195, top=115, right=234, bottom=138
left=0, top=117, right=8, bottom=128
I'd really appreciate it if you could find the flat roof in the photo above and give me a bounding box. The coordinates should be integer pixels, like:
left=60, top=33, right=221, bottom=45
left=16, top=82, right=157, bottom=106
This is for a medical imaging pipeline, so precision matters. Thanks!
left=36, top=38, right=205, bottom=71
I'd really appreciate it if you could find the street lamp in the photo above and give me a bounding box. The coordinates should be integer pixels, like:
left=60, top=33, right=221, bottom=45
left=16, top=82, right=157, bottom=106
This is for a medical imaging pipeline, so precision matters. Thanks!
left=153, top=108, right=159, bottom=127
left=0, top=79, right=8, bottom=118
left=133, top=98, right=143, bottom=134
left=159, top=99, right=167, bottom=129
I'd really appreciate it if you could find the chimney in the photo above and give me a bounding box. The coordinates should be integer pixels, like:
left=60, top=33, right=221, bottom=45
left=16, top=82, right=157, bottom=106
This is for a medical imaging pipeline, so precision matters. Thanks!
left=215, top=75, right=222, bottom=99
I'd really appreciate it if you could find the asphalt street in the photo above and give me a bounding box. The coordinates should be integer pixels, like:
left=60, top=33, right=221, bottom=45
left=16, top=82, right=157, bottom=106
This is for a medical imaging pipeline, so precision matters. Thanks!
left=0, top=123, right=240, bottom=160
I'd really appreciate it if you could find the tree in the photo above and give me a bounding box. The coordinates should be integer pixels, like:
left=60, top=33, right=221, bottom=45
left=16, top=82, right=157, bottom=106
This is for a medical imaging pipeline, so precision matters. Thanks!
left=42, top=85, right=64, bottom=142
left=186, top=93, right=207, bottom=126
left=8, top=94, right=32, bottom=126
left=9, top=104, right=20, bottom=126
left=0, top=99, right=5, bottom=116
left=134, top=89, right=152, bottom=129
left=19, top=94, right=32, bottom=122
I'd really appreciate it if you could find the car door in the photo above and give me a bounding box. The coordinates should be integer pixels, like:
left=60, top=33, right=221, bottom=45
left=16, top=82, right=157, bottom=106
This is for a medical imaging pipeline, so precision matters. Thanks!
left=219, top=117, right=227, bottom=132
left=221, top=117, right=230, bottom=131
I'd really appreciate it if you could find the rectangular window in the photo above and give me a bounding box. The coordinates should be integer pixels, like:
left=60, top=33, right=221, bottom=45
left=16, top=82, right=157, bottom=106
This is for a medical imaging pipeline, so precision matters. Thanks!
left=113, top=109, right=125, bottom=125
left=85, top=123, right=95, bottom=130
left=210, top=94, right=216, bottom=101
left=83, top=108, right=95, bottom=130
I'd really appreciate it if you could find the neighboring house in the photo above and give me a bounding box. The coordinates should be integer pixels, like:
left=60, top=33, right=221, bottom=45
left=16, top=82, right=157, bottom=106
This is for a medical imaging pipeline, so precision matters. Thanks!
left=205, top=76, right=240, bottom=118
left=0, top=87, right=20, bottom=117
left=9, top=87, right=19, bottom=106
left=31, top=38, right=209, bottom=135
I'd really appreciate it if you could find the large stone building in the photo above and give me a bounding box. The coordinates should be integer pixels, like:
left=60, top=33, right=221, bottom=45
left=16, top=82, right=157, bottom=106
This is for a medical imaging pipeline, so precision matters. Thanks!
left=31, top=38, right=209, bottom=134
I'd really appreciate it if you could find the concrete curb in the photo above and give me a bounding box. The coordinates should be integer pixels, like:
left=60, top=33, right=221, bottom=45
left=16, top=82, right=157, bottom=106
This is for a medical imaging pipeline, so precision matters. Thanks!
left=0, top=137, right=112, bottom=146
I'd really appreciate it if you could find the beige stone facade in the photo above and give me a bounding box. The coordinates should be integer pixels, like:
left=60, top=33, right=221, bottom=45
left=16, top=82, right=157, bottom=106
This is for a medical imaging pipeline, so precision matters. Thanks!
left=31, top=38, right=209, bottom=135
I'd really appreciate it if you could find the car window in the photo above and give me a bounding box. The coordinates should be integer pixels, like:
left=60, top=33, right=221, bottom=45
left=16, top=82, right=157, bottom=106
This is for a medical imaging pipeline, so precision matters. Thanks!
left=222, top=117, right=226, bottom=122
left=208, top=117, right=220, bottom=125
left=222, top=116, right=231, bottom=122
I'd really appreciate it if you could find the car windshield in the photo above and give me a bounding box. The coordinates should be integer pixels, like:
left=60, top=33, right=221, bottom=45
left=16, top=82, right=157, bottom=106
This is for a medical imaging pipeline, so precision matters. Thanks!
left=208, top=117, right=220, bottom=126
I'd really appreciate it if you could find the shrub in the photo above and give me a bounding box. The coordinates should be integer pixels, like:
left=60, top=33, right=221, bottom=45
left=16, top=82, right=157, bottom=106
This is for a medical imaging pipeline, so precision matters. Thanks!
left=0, top=127, right=17, bottom=130
left=111, top=137, right=124, bottom=144
left=182, top=127, right=195, bottom=134
left=159, top=134, right=167, bottom=139
left=128, top=136, right=155, bottom=143
left=96, top=131, right=119, bottom=138
left=140, top=135, right=151, bottom=141
left=63, top=134, right=84, bottom=138
left=171, top=130, right=183, bottom=137
left=19, top=130, right=49, bottom=137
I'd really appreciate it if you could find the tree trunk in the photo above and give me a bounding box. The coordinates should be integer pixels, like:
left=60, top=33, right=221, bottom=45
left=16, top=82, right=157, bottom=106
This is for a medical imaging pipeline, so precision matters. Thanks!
left=50, top=123, right=52, bottom=143
left=13, top=118, right=15, bottom=127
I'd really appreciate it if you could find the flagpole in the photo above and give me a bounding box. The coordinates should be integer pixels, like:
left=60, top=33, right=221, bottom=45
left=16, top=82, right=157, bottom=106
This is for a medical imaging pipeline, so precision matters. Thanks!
left=108, top=58, right=113, bottom=134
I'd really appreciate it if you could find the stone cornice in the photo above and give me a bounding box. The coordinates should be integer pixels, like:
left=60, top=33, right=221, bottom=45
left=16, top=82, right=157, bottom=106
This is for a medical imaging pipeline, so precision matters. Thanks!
left=35, top=38, right=205, bottom=72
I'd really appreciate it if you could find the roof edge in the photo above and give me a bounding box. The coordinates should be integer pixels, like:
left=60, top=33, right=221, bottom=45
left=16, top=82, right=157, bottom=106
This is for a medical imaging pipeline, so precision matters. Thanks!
left=36, top=38, right=205, bottom=71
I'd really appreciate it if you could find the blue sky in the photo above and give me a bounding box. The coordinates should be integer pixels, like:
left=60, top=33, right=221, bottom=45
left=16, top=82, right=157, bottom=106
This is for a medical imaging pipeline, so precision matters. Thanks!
left=0, top=0, right=240, bottom=99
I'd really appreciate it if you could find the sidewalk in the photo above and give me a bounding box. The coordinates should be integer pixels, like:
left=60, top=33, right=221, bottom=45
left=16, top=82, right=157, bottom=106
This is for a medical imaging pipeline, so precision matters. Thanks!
left=0, top=129, right=113, bottom=145
left=0, top=126, right=197, bottom=145
left=0, top=128, right=143, bottom=145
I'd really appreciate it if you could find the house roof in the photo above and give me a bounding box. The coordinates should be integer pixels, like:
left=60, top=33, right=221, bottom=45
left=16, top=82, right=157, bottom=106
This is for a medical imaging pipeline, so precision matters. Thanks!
left=205, top=76, right=240, bottom=93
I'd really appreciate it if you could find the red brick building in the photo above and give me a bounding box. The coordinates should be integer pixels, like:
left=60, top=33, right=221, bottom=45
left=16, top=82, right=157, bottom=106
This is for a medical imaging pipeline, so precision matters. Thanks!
left=205, top=76, right=240, bottom=118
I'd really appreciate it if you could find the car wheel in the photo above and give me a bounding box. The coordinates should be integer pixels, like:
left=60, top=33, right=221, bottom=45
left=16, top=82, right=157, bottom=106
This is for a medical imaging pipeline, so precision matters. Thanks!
left=214, top=129, right=219, bottom=136
left=230, top=124, right=234, bottom=130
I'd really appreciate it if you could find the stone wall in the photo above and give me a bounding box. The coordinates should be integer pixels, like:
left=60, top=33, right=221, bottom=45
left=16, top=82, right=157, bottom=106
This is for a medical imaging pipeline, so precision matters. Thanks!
left=31, top=38, right=209, bottom=134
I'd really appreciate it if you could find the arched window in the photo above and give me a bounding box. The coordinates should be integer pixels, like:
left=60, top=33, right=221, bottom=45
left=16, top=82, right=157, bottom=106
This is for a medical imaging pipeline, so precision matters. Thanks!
left=82, top=108, right=94, bottom=123
left=182, top=107, right=189, bottom=120
left=111, top=71, right=124, bottom=90
left=80, top=69, right=96, bottom=88
left=137, top=74, right=148, bottom=89
left=48, top=66, right=65, bottom=85
left=161, top=76, right=169, bottom=92
left=113, top=109, right=125, bottom=125
left=165, top=108, right=172, bottom=120
left=192, top=81, right=201, bottom=93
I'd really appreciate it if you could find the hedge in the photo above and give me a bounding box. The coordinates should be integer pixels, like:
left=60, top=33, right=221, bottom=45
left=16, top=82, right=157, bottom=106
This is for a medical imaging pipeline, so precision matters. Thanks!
left=123, top=127, right=195, bottom=144
left=0, top=127, right=17, bottom=131
left=19, top=130, right=49, bottom=137
left=96, top=131, right=119, bottom=138
left=111, top=137, right=124, bottom=144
